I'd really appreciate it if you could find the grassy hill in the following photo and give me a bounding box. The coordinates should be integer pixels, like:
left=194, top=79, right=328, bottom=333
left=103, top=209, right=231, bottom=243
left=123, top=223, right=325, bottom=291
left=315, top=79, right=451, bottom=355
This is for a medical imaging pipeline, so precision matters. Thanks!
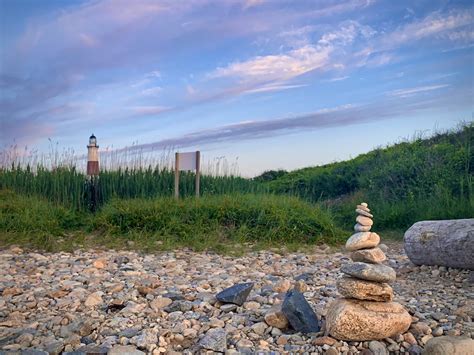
left=1, top=123, right=472, bottom=252
left=259, top=123, right=473, bottom=230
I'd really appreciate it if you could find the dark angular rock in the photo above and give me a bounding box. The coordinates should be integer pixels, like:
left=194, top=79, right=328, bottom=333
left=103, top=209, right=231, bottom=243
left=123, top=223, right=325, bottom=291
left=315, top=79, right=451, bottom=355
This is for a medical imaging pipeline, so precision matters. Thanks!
left=281, top=289, right=320, bottom=333
left=216, top=282, right=254, bottom=306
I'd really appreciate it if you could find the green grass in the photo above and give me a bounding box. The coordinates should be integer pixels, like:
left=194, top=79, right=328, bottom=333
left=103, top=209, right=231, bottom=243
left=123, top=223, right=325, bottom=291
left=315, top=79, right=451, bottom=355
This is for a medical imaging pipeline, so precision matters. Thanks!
left=261, top=123, right=474, bottom=230
left=0, top=165, right=265, bottom=211
left=0, top=190, right=344, bottom=253
left=1, top=123, right=472, bottom=252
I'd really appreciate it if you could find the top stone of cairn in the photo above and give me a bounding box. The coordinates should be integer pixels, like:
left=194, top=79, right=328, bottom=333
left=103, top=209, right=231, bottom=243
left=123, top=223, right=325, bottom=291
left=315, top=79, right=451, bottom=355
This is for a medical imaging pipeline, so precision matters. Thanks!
left=354, top=202, right=373, bottom=232
left=347, top=203, right=379, bottom=251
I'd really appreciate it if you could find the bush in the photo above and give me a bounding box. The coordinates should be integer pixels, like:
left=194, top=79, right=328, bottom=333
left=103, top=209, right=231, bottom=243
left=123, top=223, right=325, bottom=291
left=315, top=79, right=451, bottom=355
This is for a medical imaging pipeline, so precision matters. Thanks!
left=94, top=194, right=343, bottom=245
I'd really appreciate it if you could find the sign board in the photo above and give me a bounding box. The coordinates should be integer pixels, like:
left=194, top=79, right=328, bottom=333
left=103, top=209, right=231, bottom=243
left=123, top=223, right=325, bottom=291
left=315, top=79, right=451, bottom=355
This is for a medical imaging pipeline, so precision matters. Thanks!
left=178, top=152, right=198, bottom=171
left=175, top=151, right=201, bottom=199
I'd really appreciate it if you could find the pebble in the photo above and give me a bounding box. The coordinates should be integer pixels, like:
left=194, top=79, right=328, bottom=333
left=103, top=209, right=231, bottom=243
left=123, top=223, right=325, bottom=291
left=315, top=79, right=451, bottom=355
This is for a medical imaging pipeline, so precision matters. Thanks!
left=0, top=245, right=471, bottom=353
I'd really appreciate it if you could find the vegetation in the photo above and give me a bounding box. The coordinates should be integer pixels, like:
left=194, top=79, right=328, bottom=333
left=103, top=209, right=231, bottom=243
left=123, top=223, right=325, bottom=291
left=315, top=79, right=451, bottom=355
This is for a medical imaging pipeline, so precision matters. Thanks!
left=0, top=190, right=342, bottom=252
left=0, top=123, right=472, bottom=252
left=0, top=164, right=265, bottom=210
left=260, top=123, right=473, bottom=230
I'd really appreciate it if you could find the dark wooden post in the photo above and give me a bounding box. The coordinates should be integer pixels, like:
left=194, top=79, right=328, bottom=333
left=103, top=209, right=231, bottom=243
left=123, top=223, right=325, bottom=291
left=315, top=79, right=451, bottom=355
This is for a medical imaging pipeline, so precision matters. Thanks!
left=195, top=151, right=200, bottom=198
left=174, top=152, right=180, bottom=199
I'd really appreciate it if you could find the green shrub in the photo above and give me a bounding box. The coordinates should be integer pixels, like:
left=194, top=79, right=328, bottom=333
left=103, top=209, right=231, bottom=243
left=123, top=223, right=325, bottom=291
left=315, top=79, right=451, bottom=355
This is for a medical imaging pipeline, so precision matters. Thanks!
left=94, top=194, right=343, bottom=245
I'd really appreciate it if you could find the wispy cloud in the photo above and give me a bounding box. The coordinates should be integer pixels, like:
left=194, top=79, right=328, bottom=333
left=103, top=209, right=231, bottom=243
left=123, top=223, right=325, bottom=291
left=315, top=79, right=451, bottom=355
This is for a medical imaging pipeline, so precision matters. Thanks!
left=380, top=10, right=473, bottom=49
left=130, top=105, right=172, bottom=116
left=387, top=84, right=450, bottom=97
left=140, top=87, right=163, bottom=96
left=242, top=83, right=308, bottom=94
left=115, top=86, right=470, bottom=152
left=324, top=76, right=349, bottom=82
left=210, top=45, right=332, bottom=83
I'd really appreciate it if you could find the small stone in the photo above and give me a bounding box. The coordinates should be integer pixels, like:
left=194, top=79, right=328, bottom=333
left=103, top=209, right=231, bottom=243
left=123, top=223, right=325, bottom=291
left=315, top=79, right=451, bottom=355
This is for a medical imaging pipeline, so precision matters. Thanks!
left=150, top=297, right=172, bottom=311
left=216, top=282, right=254, bottom=306
left=423, top=336, right=474, bottom=355
left=356, top=215, right=373, bottom=227
left=85, top=291, right=103, bottom=307
left=264, top=304, right=289, bottom=329
left=199, top=328, right=227, bottom=352
left=345, top=232, right=380, bottom=251
left=354, top=223, right=371, bottom=232
left=17, top=333, right=34, bottom=347
left=357, top=204, right=370, bottom=212
left=251, top=322, right=267, bottom=335
left=136, top=329, right=158, bottom=349
left=93, top=259, right=107, bottom=269
left=350, top=247, right=386, bottom=264
left=369, top=340, right=388, bottom=355
left=325, top=347, right=339, bottom=355
left=244, top=301, right=260, bottom=310
left=432, top=327, right=444, bottom=336
left=356, top=209, right=374, bottom=218
left=312, top=336, right=337, bottom=346
left=410, top=322, right=432, bottom=336
left=75, top=344, right=109, bottom=354
left=336, top=277, right=393, bottom=302
left=276, top=336, right=288, bottom=345
left=2, top=287, right=22, bottom=297
left=341, top=262, right=396, bottom=283
left=293, top=280, right=308, bottom=292
left=210, top=317, right=225, bottom=328
left=220, top=304, right=238, bottom=312
left=281, top=289, right=320, bottom=333
left=421, top=334, right=434, bottom=344
left=108, top=345, right=145, bottom=355
left=274, top=279, right=291, bottom=293
left=404, top=332, right=417, bottom=345
left=183, top=328, right=197, bottom=338
left=44, top=341, right=65, bottom=355
left=236, top=339, right=253, bottom=349
left=408, top=344, right=423, bottom=355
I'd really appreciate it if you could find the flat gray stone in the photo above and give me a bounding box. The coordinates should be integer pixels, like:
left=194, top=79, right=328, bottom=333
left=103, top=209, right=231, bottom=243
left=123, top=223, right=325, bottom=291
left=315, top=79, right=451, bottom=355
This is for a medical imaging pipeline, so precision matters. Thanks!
left=341, top=262, right=396, bottom=283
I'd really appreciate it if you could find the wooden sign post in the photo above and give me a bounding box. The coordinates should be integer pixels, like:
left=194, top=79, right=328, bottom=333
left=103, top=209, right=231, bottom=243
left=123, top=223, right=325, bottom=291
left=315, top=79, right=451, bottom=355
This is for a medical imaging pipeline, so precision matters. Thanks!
left=174, top=151, right=201, bottom=199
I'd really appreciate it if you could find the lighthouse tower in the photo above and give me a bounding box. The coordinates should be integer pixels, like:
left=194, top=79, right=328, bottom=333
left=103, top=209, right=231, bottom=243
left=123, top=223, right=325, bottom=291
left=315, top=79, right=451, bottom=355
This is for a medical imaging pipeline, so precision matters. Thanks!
left=87, top=134, right=99, bottom=176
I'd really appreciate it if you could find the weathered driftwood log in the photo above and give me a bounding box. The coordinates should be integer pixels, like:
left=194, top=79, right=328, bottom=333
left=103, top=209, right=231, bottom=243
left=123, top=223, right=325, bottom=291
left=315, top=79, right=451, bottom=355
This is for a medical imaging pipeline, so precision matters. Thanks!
left=404, top=219, right=474, bottom=270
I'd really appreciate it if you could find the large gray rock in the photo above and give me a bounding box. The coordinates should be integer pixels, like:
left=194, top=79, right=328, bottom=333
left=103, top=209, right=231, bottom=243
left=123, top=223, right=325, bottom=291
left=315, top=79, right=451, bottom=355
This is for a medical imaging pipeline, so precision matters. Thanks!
left=404, top=219, right=474, bottom=270
left=422, top=335, right=474, bottom=355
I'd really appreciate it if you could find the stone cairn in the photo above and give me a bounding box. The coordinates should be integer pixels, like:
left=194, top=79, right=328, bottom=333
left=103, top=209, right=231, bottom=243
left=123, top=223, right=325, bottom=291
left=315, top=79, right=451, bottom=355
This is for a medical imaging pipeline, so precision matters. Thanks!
left=326, top=202, right=412, bottom=341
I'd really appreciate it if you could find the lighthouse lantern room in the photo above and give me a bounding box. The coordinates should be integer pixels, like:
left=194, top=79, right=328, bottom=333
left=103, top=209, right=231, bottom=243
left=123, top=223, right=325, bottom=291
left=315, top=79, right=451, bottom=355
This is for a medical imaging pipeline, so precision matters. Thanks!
left=87, top=134, right=99, bottom=176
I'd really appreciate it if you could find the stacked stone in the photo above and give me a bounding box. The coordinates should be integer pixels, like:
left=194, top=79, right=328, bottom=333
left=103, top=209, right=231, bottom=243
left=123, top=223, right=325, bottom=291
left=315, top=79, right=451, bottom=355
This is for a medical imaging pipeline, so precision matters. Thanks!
left=326, top=202, right=412, bottom=341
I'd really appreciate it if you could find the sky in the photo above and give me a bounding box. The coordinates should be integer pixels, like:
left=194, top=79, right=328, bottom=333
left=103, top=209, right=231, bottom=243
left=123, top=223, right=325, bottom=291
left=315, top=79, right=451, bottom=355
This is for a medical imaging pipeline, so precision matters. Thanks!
left=0, top=0, right=473, bottom=176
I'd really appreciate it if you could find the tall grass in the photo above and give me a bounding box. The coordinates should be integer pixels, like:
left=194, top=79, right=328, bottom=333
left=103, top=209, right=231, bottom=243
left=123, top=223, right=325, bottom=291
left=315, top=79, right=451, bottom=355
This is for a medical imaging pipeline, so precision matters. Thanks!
left=0, top=145, right=266, bottom=210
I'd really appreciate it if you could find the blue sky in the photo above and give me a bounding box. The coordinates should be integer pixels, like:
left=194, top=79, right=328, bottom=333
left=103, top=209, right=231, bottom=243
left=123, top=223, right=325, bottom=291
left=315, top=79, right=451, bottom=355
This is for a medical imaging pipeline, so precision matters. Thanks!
left=1, top=0, right=473, bottom=176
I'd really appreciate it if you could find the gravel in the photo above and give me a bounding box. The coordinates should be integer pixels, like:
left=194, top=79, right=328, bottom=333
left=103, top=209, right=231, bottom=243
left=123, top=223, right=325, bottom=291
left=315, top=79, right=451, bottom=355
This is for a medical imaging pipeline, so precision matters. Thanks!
left=0, top=243, right=472, bottom=354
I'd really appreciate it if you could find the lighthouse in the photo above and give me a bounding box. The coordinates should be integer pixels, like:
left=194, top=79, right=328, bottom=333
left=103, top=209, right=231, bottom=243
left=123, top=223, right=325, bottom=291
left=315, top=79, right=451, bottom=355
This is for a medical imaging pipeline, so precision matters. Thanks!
left=87, top=134, right=99, bottom=176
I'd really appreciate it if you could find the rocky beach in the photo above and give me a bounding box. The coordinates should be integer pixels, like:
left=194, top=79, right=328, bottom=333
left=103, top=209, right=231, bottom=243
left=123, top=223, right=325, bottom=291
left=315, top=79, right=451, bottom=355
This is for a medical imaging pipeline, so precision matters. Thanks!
left=1, top=243, right=472, bottom=354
